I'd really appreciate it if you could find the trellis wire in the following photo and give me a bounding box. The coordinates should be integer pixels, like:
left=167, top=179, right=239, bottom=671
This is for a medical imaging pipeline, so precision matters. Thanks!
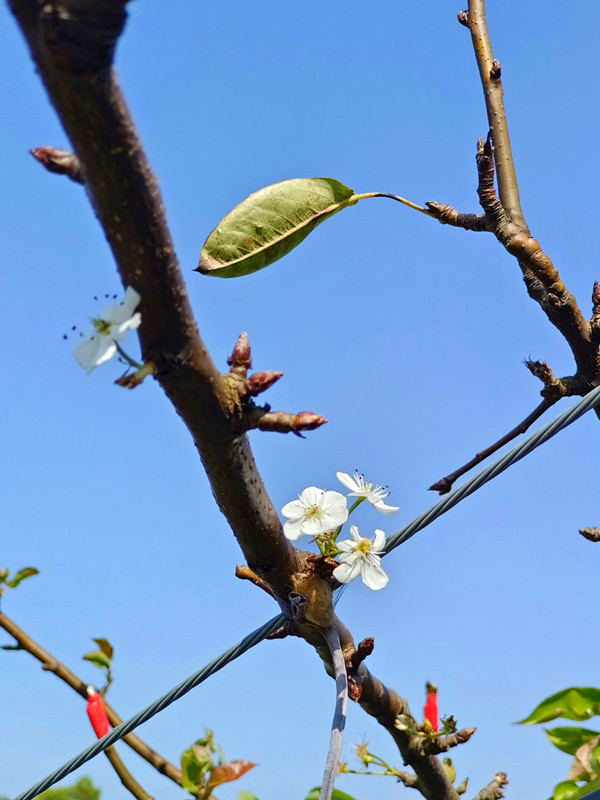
left=14, top=385, right=600, bottom=800
left=13, top=615, right=284, bottom=800
left=384, top=384, right=600, bottom=554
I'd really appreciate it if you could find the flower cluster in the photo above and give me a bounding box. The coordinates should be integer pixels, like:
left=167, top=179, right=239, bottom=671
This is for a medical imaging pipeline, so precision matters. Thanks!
left=281, top=471, right=398, bottom=590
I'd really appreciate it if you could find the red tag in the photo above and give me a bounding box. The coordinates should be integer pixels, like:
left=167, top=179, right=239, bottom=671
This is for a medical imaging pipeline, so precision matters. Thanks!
left=424, top=687, right=438, bottom=732
left=86, top=689, right=109, bottom=739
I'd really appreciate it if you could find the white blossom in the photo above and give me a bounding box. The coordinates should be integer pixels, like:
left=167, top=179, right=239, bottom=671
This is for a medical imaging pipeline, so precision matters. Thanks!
left=73, top=287, right=141, bottom=373
left=281, top=486, right=348, bottom=540
left=333, top=525, right=389, bottom=590
left=336, top=471, right=399, bottom=515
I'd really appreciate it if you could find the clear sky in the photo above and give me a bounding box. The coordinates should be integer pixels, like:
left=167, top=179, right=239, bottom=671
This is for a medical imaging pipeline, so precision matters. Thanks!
left=2, top=2, right=600, bottom=799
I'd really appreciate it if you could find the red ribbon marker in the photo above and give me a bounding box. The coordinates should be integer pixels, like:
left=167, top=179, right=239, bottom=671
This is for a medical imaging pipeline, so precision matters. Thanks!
left=86, top=686, right=109, bottom=739
left=424, top=682, right=438, bottom=732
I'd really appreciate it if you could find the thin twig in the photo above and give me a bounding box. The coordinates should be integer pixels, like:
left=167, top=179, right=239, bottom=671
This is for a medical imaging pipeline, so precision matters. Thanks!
left=429, top=398, right=553, bottom=494
left=467, top=0, right=527, bottom=230
left=0, top=612, right=185, bottom=788
left=104, top=747, right=154, bottom=800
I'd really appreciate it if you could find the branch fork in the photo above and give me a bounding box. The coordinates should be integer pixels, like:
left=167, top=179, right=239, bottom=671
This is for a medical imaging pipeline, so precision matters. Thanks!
left=222, top=332, right=327, bottom=436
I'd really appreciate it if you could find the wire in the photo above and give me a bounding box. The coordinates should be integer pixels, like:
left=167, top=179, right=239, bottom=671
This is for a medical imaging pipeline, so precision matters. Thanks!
left=14, top=614, right=284, bottom=800
left=14, top=385, right=600, bottom=800
left=384, top=385, right=600, bottom=554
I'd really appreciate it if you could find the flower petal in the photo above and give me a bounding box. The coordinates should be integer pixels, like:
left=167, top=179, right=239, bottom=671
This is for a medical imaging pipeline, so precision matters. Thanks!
left=361, top=558, right=389, bottom=590
left=372, top=499, right=399, bottom=515
left=281, top=499, right=307, bottom=520
left=301, top=486, right=326, bottom=507
left=333, top=558, right=362, bottom=584
left=283, top=519, right=307, bottom=540
left=336, top=472, right=359, bottom=493
left=372, top=529, right=387, bottom=552
left=73, top=334, right=115, bottom=373
left=349, top=525, right=361, bottom=543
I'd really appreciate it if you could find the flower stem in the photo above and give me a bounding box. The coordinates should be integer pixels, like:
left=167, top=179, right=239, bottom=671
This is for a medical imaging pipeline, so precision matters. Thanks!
left=115, top=341, right=143, bottom=369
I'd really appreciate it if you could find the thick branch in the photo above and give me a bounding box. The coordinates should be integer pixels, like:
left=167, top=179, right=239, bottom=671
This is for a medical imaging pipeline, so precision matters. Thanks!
left=7, top=8, right=473, bottom=798
left=8, top=0, right=294, bottom=582
left=467, top=0, right=527, bottom=230
left=0, top=612, right=184, bottom=788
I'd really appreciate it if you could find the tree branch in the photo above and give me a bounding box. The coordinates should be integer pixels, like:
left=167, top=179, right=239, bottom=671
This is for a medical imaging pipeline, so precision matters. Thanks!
left=472, top=772, right=508, bottom=800
left=466, top=0, right=527, bottom=230
left=6, top=6, right=476, bottom=799
left=104, top=747, right=154, bottom=800
left=429, top=397, right=553, bottom=494
left=0, top=612, right=185, bottom=789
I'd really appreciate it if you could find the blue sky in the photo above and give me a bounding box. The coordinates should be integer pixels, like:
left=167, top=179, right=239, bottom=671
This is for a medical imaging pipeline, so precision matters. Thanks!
left=2, top=2, right=600, bottom=799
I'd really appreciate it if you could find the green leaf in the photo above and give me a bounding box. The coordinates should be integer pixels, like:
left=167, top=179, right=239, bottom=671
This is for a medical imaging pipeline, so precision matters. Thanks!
left=519, top=689, right=600, bottom=724
left=197, top=178, right=358, bottom=278
left=181, top=743, right=214, bottom=793
left=82, top=650, right=111, bottom=671
left=92, top=638, right=113, bottom=660
left=546, top=728, right=600, bottom=755
left=237, top=793, right=260, bottom=800
left=553, top=781, right=582, bottom=800
left=573, top=778, right=600, bottom=799
left=6, top=567, right=39, bottom=588
left=305, top=790, right=358, bottom=800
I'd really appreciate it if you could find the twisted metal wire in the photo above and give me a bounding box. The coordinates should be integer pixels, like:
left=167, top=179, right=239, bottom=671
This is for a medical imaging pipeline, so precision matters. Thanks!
left=14, top=385, right=600, bottom=800
left=14, top=614, right=284, bottom=800
left=384, top=385, right=600, bottom=554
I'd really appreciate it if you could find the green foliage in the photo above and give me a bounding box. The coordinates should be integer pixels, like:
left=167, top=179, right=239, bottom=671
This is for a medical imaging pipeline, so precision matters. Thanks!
left=181, top=729, right=255, bottom=796
left=524, top=688, right=600, bottom=800
left=553, top=781, right=582, bottom=800
left=26, top=777, right=101, bottom=800
left=0, top=566, right=38, bottom=596
left=519, top=688, right=600, bottom=724
left=82, top=637, right=114, bottom=690
left=197, top=177, right=358, bottom=278
left=546, top=728, right=600, bottom=756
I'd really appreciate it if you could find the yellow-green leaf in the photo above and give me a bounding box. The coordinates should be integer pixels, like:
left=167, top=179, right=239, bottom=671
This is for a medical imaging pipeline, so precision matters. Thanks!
left=197, top=178, right=358, bottom=278
left=92, top=638, right=113, bottom=660
left=6, top=567, right=39, bottom=588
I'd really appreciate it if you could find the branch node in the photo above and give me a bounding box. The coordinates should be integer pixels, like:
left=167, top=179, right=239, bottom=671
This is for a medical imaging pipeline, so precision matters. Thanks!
left=579, top=527, right=600, bottom=542
left=425, top=201, right=488, bottom=232
left=246, top=370, right=283, bottom=396
left=234, top=565, right=274, bottom=597
left=473, top=772, right=508, bottom=800
left=227, top=332, right=252, bottom=371
left=523, top=359, right=567, bottom=401
left=490, top=59, right=501, bottom=80
left=252, top=409, right=327, bottom=435
left=30, top=147, right=83, bottom=184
